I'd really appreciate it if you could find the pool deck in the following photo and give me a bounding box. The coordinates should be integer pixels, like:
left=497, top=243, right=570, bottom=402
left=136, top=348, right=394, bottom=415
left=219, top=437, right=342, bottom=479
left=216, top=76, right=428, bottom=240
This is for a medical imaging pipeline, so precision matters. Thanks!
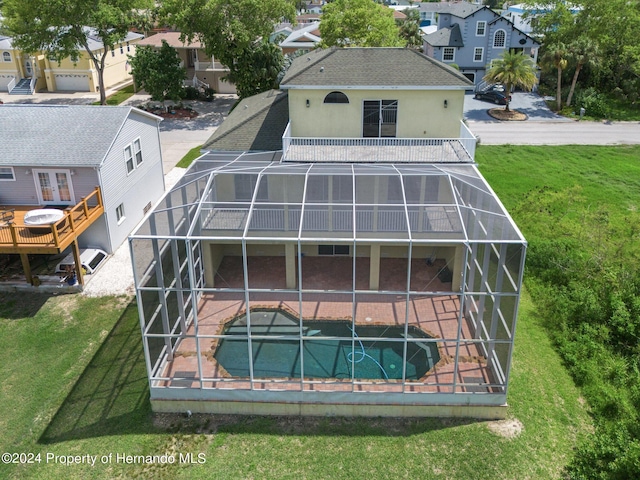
left=157, top=256, right=496, bottom=394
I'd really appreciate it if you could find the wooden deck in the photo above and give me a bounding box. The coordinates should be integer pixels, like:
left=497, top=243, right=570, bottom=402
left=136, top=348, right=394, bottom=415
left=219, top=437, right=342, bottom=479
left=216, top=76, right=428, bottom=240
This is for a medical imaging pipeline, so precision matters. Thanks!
left=0, top=187, right=104, bottom=254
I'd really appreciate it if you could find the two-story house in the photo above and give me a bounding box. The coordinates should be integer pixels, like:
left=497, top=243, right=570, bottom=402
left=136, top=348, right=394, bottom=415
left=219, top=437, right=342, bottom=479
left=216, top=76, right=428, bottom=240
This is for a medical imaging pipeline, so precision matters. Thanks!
left=135, top=32, right=237, bottom=94
left=0, top=105, right=165, bottom=286
left=130, top=48, right=526, bottom=418
left=422, top=2, right=540, bottom=86
left=0, top=30, right=143, bottom=94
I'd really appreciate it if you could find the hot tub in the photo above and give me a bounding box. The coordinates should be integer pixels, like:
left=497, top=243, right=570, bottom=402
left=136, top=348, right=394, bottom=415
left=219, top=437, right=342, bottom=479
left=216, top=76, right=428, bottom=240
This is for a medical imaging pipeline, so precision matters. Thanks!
left=24, top=208, right=66, bottom=234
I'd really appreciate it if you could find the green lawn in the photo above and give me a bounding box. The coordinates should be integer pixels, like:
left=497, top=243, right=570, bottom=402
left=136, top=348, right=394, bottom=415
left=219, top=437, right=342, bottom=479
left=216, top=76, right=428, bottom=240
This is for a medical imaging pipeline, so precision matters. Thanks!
left=176, top=145, right=204, bottom=168
left=8, top=144, right=639, bottom=479
left=92, top=85, right=135, bottom=106
left=0, top=290, right=590, bottom=479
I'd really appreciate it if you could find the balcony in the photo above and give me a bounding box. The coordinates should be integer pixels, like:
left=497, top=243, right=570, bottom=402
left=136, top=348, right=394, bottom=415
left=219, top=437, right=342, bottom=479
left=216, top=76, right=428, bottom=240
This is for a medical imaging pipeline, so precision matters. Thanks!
left=282, top=121, right=477, bottom=163
left=0, top=187, right=104, bottom=255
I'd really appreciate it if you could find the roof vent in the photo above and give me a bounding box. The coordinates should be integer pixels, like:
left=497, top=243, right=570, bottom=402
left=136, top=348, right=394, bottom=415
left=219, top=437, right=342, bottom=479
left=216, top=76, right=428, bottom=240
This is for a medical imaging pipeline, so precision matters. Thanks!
left=307, top=57, right=311, bottom=61
left=320, top=66, right=324, bottom=72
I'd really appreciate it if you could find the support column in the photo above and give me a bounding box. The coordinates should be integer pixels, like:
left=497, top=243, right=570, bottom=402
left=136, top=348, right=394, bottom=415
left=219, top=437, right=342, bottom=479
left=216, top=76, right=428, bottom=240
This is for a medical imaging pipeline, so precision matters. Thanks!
left=452, top=245, right=464, bottom=292
left=19, top=253, right=32, bottom=285
left=72, top=240, right=84, bottom=286
left=285, top=243, right=296, bottom=289
left=369, top=244, right=380, bottom=290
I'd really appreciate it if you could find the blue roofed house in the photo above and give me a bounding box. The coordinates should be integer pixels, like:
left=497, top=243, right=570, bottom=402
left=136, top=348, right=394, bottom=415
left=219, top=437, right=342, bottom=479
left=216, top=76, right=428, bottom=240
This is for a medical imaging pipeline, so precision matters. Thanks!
left=0, top=105, right=165, bottom=286
left=422, top=2, right=540, bottom=87
left=129, top=47, right=527, bottom=418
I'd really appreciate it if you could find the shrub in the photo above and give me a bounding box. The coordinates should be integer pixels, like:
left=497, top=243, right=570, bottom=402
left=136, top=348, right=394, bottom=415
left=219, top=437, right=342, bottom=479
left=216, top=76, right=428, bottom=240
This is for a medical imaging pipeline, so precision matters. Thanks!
left=574, top=88, right=611, bottom=119
left=183, top=86, right=199, bottom=100
left=201, top=87, right=216, bottom=102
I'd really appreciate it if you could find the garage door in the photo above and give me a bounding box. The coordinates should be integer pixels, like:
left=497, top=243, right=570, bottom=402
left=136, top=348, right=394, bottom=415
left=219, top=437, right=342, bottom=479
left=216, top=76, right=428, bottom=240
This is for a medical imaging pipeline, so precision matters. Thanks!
left=55, top=74, right=89, bottom=91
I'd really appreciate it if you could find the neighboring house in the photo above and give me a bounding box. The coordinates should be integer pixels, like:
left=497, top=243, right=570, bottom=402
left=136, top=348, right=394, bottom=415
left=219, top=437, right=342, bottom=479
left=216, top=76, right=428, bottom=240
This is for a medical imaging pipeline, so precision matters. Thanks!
left=0, top=30, right=143, bottom=94
left=0, top=105, right=165, bottom=285
left=279, top=23, right=322, bottom=55
left=130, top=47, right=526, bottom=418
left=136, top=32, right=237, bottom=94
left=422, top=2, right=540, bottom=86
left=504, top=2, right=581, bottom=35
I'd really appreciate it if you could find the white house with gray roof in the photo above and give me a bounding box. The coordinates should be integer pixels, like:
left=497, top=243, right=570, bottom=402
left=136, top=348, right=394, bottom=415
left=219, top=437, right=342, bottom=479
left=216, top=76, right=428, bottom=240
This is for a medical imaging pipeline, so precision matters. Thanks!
left=0, top=105, right=165, bottom=254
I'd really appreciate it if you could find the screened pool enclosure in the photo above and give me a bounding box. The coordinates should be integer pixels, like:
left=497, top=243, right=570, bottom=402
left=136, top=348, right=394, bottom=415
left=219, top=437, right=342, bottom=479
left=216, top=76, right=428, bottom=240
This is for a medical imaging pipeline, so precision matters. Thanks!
left=130, top=151, right=526, bottom=417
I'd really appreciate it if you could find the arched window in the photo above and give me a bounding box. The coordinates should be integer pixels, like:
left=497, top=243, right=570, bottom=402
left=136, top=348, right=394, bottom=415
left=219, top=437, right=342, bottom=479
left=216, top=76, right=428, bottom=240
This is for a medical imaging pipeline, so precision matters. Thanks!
left=2, top=52, right=11, bottom=62
left=323, top=91, right=349, bottom=104
left=493, top=30, right=506, bottom=48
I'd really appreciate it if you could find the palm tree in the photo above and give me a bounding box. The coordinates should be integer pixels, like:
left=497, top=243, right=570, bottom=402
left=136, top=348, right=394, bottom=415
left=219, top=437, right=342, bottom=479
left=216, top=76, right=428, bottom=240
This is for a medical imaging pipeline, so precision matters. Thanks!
left=566, top=37, right=599, bottom=107
left=540, top=43, right=568, bottom=111
left=483, top=51, right=538, bottom=112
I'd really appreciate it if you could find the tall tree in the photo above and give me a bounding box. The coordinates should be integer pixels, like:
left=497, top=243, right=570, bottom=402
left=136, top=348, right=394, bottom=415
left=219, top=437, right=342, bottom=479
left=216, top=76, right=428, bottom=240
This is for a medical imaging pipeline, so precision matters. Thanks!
left=566, top=37, right=599, bottom=107
left=224, top=40, right=285, bottom=99
left=319, top=0, right=403, bottom=48
left=484, top=51, right=537, bottom=112
left=540, top=43, right=568, bottom=111
left=2, top=0, right=151, bottom=105
left=128, top=40, right=186, bottom=102
left=399, top=8, right=423, bottom=50
left=161, top=0, right=296, bottom=97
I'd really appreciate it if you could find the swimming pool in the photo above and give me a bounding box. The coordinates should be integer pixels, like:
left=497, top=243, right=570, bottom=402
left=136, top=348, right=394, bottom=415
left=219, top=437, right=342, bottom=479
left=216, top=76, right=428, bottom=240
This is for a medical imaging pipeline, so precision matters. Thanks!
left=214, top=309, right=440, bottom=380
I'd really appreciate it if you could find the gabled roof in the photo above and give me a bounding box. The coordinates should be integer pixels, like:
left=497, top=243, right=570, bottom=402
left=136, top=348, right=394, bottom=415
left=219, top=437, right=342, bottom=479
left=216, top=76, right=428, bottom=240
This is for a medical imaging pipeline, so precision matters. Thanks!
left=0, top=105, right=161, bottom=167
left=0, top=30, right=143, bottom=52
left=202, top=90, right=289, bottom=152
left=280, top=22, right=322, bottom=49
left=280, top=47, right=473, bottom=89
left=137, top=31, right=203, bottom=49
left=442, top=3, right=484, bottom=18
left=488, top=15, right=541, bottom=45
left=422, top=23, right=464, bottom=48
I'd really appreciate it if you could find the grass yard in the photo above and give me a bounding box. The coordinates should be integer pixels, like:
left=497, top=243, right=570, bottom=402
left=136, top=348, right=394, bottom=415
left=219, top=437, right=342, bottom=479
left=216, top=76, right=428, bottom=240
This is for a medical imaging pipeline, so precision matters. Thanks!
left=0, top=290, right=590, bottom=479
left=176, top=145, right=204, bottom=168
left=92, top=85, right=135, bottom=106
left=8, top=144, right=640, bottom=479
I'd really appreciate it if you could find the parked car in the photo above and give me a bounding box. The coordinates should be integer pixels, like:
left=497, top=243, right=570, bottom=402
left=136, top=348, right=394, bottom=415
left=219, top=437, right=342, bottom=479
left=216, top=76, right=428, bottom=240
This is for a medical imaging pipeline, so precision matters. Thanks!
left=474, top=89, right=511, bottom=105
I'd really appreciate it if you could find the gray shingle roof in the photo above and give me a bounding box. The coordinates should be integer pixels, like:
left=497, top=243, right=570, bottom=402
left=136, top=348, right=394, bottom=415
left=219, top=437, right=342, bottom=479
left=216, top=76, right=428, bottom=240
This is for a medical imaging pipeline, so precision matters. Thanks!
left=0, top=105, right=160, bottom=167
left=280, top=47, right=472, bottom=89
left=423, top=24, right=464, bottom=47
left=442, top=3, right=484, bottom=18
left=202, top=90, right=289, bottom=152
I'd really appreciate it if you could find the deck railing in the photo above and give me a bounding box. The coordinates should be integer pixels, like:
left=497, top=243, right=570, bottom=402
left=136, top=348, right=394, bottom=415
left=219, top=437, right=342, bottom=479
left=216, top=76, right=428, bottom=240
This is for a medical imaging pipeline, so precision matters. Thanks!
left=282, top=121, right=477, bottom=163
left=0, top=187, right=104, bottom=253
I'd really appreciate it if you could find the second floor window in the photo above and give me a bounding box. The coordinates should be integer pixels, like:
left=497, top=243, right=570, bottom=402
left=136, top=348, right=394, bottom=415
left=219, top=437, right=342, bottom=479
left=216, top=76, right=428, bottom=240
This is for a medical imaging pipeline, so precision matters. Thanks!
left=476, top=21, right=486, bottom=36
left=124, top=146, right=134, bottom=174
left=324, top=91, right=349, bottom=104
left=134, top=139, right=143, bottom=166
left=442, top=47, right=455, bottom=62
left=494, top=30, right=506, bottom=48
left=474, top=48, right=484, bottom=62
left=3, top=52, right=11, bottom=62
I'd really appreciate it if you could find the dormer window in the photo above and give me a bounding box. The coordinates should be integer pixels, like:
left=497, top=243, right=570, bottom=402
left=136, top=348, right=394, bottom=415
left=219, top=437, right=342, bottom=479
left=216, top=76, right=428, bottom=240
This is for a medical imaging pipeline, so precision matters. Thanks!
left=323, top=91, right=349, bottom=104
left=493, top=30, right=506, bottom=48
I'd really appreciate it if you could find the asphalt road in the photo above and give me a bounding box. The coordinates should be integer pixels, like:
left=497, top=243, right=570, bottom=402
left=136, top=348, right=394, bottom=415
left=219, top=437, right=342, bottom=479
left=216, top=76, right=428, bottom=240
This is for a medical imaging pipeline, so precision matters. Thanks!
left=464, top=91, right=640, bottom=145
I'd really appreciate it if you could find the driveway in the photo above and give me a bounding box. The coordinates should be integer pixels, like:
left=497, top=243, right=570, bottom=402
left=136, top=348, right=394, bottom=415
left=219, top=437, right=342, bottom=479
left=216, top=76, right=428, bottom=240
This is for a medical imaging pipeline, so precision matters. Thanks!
left=464, top=91, right=570, bottom=122
left=463, top=91, right=640, bottom=145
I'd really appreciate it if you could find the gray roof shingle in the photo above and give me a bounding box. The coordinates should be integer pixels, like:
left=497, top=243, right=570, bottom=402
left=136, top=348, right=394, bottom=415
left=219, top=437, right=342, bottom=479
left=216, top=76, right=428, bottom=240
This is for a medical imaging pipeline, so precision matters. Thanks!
left=280, top=47, right=472, bottom=89
left=202, top=90, right=289, bottom=152
left=0, top=105, right=160, bottom=167
left=423, top=24, right=464, bottom=47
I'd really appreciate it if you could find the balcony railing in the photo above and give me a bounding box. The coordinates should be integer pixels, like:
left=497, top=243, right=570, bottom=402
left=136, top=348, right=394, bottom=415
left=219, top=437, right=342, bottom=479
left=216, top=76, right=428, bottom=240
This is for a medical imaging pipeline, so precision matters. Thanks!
left=282, top=121, right=477, bottom=163
left=0, top=187, right=104, bottom=254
